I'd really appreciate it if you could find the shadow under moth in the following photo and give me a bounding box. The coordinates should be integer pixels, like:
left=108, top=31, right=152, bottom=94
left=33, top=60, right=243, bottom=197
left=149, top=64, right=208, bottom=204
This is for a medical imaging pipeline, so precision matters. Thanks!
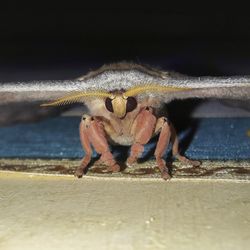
left=1, top=62, right=250, bottom=179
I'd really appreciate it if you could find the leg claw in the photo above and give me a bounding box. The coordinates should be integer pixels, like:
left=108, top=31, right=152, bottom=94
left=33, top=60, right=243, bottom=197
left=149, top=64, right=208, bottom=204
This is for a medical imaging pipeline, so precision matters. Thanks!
left=192, top=160, right=201, bottom=167
left=126, top=161, right=137, bottom=169
left=161, top=171, right=171, bottom=180
left=74, top=167, right=85, bottom=178
left=175, top=154, right=201, bottom=167
left=126, top=157, right=137, bottom=166
left=107, top=164, right=120, bottom=173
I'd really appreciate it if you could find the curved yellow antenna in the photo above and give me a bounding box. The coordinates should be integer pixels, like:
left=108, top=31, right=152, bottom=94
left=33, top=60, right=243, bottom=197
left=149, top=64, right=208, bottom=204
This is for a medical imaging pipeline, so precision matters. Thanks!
left=124, top=84, right=191, bottom=97
left=41, top=90, right=112, bottom=107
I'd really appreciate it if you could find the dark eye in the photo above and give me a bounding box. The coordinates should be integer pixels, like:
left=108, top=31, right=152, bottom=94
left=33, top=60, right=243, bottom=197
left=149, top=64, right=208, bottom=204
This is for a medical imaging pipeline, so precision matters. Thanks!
left=126, top=97, right=137, bottom=113
left=105, top=98, right=114, bottom=112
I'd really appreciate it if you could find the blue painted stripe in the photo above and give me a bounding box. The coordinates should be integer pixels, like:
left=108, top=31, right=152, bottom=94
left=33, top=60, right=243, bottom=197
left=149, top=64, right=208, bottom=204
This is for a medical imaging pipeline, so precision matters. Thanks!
left=0, top=117, right=249, bottom=160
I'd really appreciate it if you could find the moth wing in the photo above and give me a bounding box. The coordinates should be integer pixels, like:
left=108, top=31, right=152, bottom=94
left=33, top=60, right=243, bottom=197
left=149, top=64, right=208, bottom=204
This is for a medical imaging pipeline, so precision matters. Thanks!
left=152, top=76, right=250, bottom=103
left=2, top=75, right=250, bottom=105
left=0, top=80, right=92, bottom=104
left=0, top=80, right=92, bottom=125
left=1, top=75, right=250, bottom=125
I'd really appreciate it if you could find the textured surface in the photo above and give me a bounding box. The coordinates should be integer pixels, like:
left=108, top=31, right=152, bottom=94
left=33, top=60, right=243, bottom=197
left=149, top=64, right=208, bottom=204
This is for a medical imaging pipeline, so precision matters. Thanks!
left=0, top=117, right=249, bottom=160
left=1, top=159, right=250, bottom=181
left=0, top=172, right=249, bottom=250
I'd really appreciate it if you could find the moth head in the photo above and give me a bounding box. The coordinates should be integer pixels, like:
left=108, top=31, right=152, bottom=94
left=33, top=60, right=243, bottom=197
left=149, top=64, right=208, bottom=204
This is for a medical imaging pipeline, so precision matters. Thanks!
left=105, top=91, right=137, bottom=119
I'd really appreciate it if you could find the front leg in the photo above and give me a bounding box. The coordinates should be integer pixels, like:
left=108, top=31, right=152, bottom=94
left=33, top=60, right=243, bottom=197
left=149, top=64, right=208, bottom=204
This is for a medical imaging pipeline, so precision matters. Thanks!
left=127, top=110, right=199, bottom=180
left=127, top=107, right=170, bottom=180
left=154, top=117, right=172, bottom=180
left=127, top=106, right=156, bottom=166
left=75, top=115, right=120, bottom=178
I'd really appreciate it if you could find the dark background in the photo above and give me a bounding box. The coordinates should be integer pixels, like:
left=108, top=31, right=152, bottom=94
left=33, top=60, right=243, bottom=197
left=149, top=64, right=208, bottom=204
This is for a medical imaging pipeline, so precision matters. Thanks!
left=1, top=3, right=250, bottom=81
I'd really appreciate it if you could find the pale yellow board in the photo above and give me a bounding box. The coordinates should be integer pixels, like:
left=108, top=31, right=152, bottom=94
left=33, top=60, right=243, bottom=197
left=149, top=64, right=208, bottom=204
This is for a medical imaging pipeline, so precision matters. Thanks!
left=0, top=172, right=249, bottom=250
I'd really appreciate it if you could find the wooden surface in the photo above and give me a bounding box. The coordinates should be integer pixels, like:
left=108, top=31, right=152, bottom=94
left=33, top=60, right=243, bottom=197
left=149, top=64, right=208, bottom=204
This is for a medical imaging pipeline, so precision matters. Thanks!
left=0, top=159, right=250, bottom=181
left=0, top=172, right=249, bottom=250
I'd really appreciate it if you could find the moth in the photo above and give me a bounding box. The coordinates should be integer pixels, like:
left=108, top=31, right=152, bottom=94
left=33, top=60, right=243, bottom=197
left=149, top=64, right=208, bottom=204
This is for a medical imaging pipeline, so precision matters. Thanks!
left=1, top=62, right=250, bottom=179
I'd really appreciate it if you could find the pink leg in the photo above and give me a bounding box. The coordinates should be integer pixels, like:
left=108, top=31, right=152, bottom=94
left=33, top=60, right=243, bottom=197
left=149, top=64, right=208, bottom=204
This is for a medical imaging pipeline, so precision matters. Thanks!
left=127, top=107, right=156, bottom=165
left=155, top=117, right=200, bottom=180
left=74, top=119, right=93, bottom=178
left=154, top=117, right=172, bottom=180
left=75, top=115, right=120, bottom=178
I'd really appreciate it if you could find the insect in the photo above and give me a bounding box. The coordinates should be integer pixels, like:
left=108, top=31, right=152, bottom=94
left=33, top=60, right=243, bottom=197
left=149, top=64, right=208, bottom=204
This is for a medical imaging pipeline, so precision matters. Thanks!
left=1, top=62, right=250, bottom=179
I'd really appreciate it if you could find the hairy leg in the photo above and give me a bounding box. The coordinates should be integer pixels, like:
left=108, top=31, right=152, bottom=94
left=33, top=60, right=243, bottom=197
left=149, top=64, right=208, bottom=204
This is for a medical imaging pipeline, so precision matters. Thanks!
left=154, top=117, right=172, bottom=180
left=127, top=107, right=200, bottom=179
left=75, top=115, right=120, bottom=178
left=75, top=117, right=92, bottom=178
left=127, top=107, right=156, bottom=165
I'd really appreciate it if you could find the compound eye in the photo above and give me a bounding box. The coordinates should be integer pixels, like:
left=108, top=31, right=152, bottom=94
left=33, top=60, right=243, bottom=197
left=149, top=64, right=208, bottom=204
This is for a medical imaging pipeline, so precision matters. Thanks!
left=105, top=98, right=114, bottom=113
left=126, top=97, right=137, bottom=113
left=82, top=114, right=89, bottom=121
